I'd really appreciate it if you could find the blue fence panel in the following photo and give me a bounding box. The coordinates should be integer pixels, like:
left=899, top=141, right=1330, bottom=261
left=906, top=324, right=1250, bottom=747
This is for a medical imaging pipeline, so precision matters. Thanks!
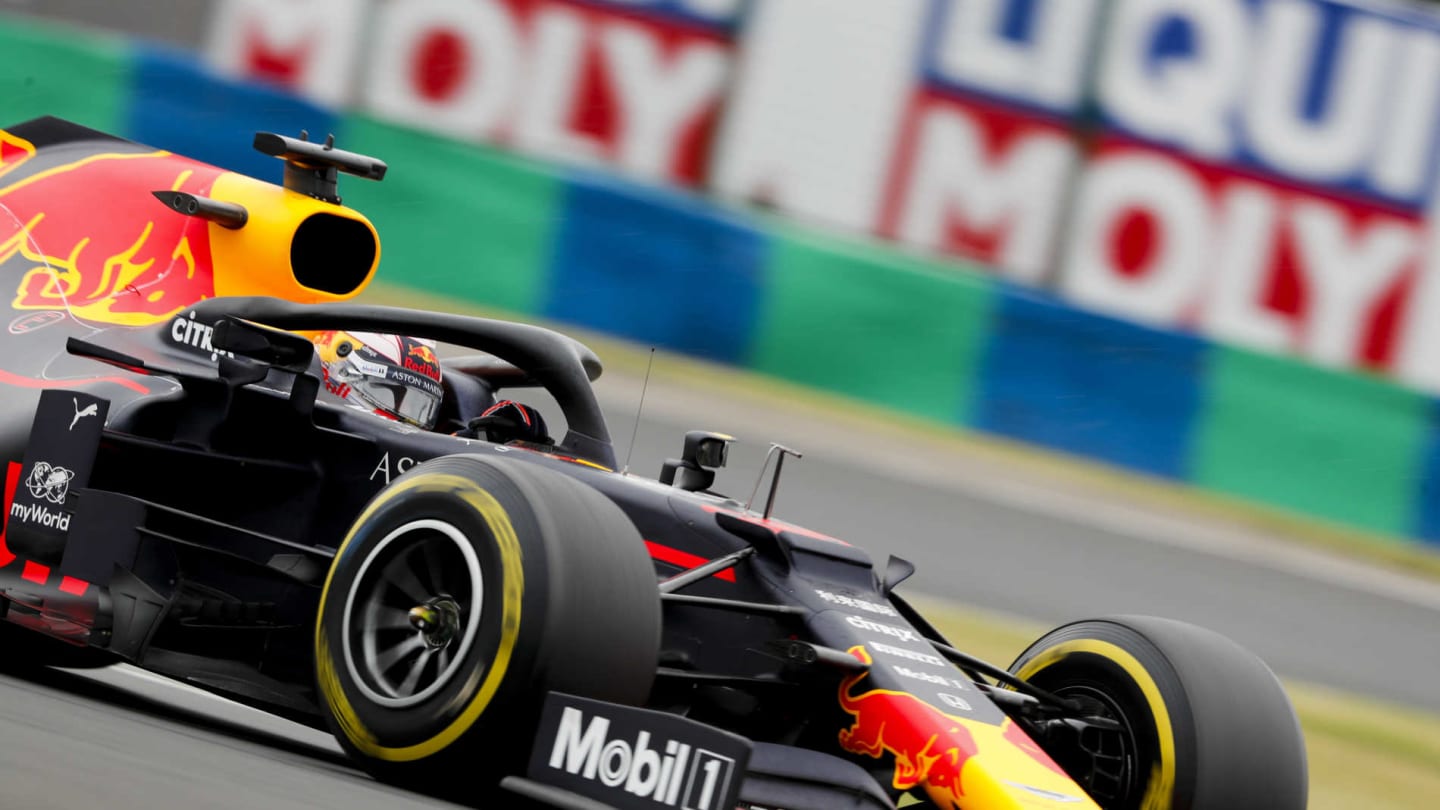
left=1408, top=398, right=1440, bottom=545
left=544, top=172, right=767, bottom=364
left=973, top=285, right=1207, bottom=478
left=126, top=45, right=339, bottom=182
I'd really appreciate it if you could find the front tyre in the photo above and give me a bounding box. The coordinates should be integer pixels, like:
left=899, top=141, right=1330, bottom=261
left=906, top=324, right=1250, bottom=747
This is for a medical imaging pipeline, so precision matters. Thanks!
left=1009, top=616, right=1306, bottom=810
left=314, top=454, right=661, bottom=795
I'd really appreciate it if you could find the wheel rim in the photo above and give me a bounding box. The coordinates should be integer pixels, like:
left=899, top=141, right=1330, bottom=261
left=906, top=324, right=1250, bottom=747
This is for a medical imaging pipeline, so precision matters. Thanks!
left=1050, top=683, right=1140, bottom=808
left=342, top=519, right=484, bottom=708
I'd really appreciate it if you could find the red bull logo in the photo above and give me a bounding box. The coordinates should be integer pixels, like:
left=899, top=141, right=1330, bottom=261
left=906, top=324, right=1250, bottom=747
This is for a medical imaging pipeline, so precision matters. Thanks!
left=321, top=365, right=352, bottom=399
left=838, top=646, right=977, bottom=809
left=0, top=149, right=224, bottom=326
left=408, top=343, right=438, bottom=366
left=404, top=342, right=440, bottom=379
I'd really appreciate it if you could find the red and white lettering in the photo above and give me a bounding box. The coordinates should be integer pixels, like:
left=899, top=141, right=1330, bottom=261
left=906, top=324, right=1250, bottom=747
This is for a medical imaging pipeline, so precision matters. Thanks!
left=361, top=0, right=730, bottom=185
left=1058, top=143, right=1424, bottom=369
left=515, top=6, right=601, bottom=161
left=1060, top=151, right=1211, bottom=324
left=1290, top=201, right=1415, bottom=366
left=364, top=0, right=522, bottom=138
left=1201, top=184, right=1290, bottom=351
left=1395, top=202, right=1440, bottom=392
left=888, top=97, right=1076, bottom=283
left=206, top=0, right=369, bottom=106
left=601, top=22, right=727, bottom=180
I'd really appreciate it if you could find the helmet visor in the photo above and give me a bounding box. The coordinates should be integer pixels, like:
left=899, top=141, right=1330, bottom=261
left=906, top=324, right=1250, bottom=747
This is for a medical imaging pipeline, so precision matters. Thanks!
left=349, top=375, right=442, bottom=430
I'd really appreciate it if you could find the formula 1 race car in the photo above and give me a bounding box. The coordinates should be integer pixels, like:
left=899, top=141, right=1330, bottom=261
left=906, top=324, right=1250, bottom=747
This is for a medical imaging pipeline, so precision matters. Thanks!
left=0, top=117, right=1307, bottom=810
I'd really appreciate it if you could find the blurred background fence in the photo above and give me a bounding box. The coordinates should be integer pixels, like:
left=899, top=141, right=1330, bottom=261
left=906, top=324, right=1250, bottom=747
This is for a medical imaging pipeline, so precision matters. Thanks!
left=8, top=0, right=1440, bottom=545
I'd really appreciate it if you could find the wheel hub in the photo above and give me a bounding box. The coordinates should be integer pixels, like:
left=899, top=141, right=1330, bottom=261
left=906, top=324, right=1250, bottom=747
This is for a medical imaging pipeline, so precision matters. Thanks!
left=341, top=519, right=485, bottom=708
left=409, top=598, right=461, bottom=649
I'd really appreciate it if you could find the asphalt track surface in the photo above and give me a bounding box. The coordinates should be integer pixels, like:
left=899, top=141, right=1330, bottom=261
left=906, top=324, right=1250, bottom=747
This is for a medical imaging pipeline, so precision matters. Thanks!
left=1, top=361, right=1439, bottom=809
left=0, top=664, right=442, bottom=810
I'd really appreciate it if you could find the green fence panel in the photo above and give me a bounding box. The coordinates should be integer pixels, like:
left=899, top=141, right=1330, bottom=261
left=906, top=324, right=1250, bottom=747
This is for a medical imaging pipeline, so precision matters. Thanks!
left=1190, top=346, right=1429, bottom=536
left=749, top=226, right=995, bottom=424
left=340, top=116, right=561, bottom=315
left=0, top=17, right=131, bottom=133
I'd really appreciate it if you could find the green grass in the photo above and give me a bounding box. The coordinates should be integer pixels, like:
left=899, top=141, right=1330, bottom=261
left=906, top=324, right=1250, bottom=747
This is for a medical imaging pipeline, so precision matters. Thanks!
left=909, top=597, right=1440, bottom=810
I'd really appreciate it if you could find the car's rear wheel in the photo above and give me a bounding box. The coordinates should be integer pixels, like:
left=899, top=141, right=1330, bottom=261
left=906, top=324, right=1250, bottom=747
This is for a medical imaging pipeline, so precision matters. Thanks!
left=314, top=454, right=661, bottom=798
left=1009, top=615, right=1306, bottom=810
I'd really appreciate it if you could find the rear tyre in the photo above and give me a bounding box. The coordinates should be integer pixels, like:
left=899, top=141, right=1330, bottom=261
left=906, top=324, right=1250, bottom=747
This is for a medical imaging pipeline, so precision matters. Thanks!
left=1009, top=615, right=1306, bottom=810
left=314, top=454, right=661, bottom=796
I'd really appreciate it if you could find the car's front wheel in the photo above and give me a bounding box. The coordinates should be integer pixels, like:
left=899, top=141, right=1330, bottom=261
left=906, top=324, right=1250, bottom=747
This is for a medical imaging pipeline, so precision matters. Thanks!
left=1009, top=615, right=1307, bottom=810
left=314, top=454, right=661, bottom=798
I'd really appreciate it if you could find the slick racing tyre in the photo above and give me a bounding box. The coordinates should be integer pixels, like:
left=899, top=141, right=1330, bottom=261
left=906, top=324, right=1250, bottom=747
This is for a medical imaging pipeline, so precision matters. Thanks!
left=1009, top=616, right=1306, bottom=810
left=314, top=454, right=661, bottom=796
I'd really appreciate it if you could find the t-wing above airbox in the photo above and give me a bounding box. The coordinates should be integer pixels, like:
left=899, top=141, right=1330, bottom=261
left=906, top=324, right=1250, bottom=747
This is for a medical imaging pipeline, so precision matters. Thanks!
left=251, top=131, right=387, bottom=204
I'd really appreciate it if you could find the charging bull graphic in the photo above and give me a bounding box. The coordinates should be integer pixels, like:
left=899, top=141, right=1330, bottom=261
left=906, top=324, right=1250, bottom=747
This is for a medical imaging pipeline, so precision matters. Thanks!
left=0, top=147, right=224, bottom=326
left=838, top=646, right=978, bottom=808
left=838, top=646, right=1089, bottom=809
left=408, top=343, right=438, bottom=367
left=404, top=342, right=440, bottom=380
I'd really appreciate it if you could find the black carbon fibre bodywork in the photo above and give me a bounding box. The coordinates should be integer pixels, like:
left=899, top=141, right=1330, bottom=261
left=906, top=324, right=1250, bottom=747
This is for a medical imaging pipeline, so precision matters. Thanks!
left=0, top=294, right=969, bottom=797
left=0, top=119, right=1308, bottom=810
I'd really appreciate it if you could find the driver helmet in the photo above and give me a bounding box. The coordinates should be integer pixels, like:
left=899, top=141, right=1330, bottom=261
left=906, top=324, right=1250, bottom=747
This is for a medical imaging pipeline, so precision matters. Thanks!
left=312, top=330, right=444, bottom=430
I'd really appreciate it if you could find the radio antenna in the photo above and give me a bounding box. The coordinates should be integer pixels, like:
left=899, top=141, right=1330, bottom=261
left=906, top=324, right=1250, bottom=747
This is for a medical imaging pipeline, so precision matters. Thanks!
left=621, top=348, right=656, bottom=475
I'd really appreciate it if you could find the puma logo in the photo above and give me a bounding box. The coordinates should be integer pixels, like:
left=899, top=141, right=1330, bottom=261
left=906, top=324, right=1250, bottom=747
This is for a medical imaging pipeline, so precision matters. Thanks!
left=70, top=397, right=97, bottom=431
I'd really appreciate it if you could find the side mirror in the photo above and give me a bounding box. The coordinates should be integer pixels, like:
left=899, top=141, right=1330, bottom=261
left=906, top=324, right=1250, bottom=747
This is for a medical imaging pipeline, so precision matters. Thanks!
left=660, top=430, right=734, bottom=492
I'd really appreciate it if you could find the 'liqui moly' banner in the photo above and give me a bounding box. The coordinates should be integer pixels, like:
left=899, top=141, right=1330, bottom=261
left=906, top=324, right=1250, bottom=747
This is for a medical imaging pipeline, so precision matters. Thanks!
left=877, top=0, right=1105, bottom=286
left=208, top=0, right=740, bottom=185
left=712, top=0, right=1102, bottom=286
left=208, top=0, right=1440, bottom=390
left=1066, top=0, right=1440, bottom=379
left=714, top=0, right=1108, bottom=283
left=716, top=0, right=1440, bottom=385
